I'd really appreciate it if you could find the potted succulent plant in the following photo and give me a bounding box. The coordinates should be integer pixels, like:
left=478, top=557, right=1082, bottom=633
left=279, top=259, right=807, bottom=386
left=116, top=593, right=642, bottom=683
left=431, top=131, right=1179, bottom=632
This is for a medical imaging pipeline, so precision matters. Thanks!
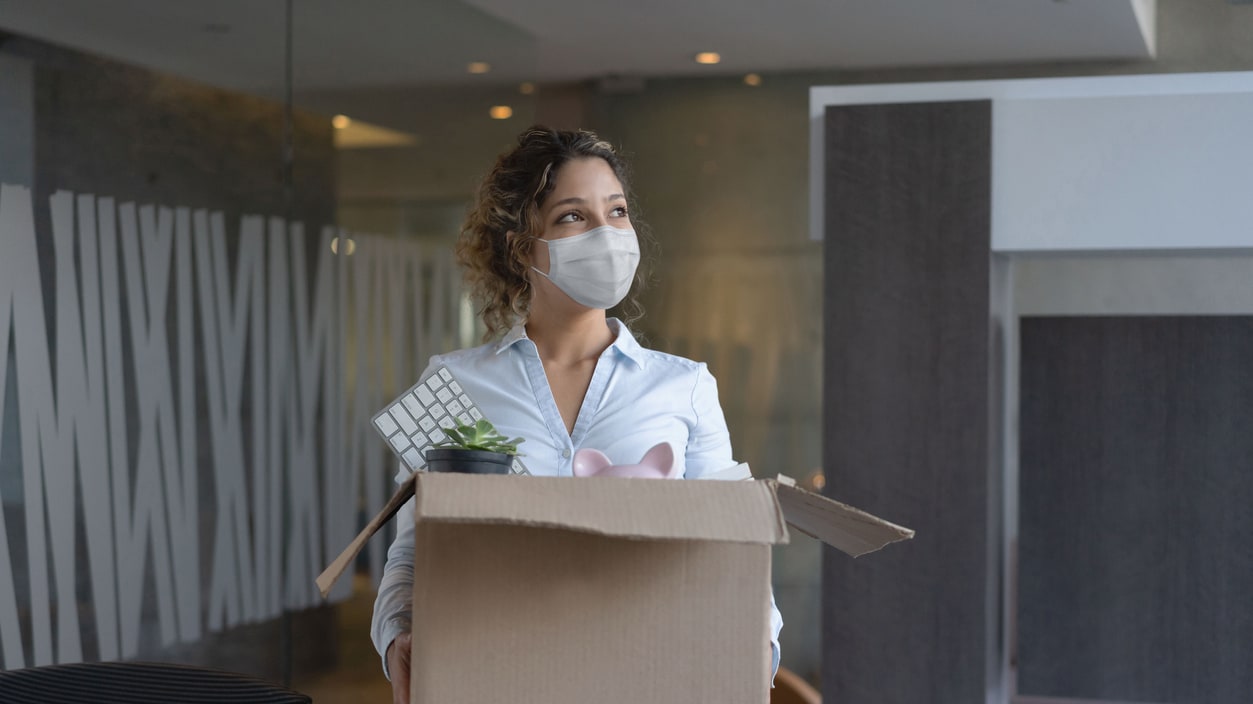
left=424, top=419, right=525, bottom=475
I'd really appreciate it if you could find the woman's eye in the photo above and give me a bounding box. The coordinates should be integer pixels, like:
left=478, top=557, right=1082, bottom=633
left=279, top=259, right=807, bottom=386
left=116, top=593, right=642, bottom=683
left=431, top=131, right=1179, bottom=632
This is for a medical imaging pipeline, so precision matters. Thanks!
left=611, top=206, right=628, bottom=217
left=556, top=211, right=582, bottom=224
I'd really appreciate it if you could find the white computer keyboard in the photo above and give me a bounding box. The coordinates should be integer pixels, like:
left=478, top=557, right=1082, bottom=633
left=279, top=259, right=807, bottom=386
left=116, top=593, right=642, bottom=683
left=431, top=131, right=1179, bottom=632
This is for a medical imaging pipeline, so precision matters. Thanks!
left=371, top=365, right=530, bottom=475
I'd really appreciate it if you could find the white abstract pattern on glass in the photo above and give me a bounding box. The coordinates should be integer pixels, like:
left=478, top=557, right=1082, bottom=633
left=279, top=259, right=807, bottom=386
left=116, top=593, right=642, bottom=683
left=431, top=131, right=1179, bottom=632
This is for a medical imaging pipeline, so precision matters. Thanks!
left=0, top=183, right=463, bottom=669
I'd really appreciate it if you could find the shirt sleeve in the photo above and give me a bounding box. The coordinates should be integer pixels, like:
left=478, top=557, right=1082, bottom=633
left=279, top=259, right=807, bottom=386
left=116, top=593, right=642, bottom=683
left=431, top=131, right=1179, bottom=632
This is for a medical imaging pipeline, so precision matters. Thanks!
left=682, top=364, right=783, bottom=681
left=372, top=357, right=441, bottom=678
left=769, top=591, right=783, bottom=683
left=370, top=476, right=415, bottom=680
left=683, top=364, right=735, bottom=478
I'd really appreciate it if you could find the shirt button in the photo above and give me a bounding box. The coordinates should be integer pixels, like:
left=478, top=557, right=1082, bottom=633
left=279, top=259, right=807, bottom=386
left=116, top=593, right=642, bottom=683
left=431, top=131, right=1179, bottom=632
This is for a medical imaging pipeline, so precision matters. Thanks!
left=561, top=448, right=571, bottom=459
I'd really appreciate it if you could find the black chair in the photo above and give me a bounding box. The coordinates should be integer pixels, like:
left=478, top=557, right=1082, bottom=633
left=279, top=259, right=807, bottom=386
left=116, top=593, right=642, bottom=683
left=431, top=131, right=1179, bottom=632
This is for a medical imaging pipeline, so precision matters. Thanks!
left=0, top=661, right=311, bottom=703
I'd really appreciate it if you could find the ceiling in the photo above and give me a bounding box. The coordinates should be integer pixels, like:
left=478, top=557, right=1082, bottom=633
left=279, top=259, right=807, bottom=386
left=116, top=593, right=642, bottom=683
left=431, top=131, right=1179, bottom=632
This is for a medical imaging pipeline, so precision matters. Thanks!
left=0, top=0, right=1157, bottom=99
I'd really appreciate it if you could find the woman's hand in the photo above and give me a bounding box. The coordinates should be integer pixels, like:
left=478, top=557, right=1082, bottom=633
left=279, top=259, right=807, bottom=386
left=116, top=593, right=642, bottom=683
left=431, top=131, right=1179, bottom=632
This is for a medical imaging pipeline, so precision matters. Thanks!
left=387, top=632, right=413, bottom=704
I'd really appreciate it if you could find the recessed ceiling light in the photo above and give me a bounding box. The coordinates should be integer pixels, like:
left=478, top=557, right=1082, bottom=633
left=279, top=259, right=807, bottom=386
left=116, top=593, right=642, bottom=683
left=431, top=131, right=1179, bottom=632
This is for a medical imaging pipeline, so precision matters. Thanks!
left=490, top=105, right=513, bottom=120
left=743, top=73, right=762, bottom=87
left=332, top=115, right=351, bottom=129
left=694, top=52, right=721, bottom=65
left=519, top=82, right=536, bottom=95
left=467, top=62, right=491, bottom=74
left=334, top=120, right=419, bottom=149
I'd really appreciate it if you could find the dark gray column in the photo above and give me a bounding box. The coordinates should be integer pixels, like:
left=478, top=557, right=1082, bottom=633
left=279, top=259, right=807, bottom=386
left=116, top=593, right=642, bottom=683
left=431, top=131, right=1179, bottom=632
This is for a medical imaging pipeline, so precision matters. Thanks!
left=822, top=100, right=992, bottom=703
left=1018, top=316, right=1253, bottom=703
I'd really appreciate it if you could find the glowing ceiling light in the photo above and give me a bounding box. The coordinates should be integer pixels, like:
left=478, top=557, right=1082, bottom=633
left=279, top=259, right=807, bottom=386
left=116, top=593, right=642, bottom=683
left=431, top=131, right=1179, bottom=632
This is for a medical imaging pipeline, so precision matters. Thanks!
left=694, top=52, right=721, bottom=65
left=743, top=73, right=762, bottom=87
left=467, top=61, right=491, bottom=74
left=332, top=115, right=351, bottom=129
left=489, top=105, right=514, bottom=120
left=519, top=82, right=536, bottom=95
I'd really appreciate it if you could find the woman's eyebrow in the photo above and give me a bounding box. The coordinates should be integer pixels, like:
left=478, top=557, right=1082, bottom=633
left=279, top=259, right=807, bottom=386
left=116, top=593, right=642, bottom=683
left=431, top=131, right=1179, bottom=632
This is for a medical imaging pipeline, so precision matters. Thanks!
left=546, top=194, right=625, bottom=212
left=547, top=196, right=585, bottom=210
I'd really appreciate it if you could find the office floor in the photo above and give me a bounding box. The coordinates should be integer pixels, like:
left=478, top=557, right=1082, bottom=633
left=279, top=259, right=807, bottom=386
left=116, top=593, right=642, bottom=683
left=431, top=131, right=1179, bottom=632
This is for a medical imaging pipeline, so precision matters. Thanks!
left=293, top=575, right=393, bottom=703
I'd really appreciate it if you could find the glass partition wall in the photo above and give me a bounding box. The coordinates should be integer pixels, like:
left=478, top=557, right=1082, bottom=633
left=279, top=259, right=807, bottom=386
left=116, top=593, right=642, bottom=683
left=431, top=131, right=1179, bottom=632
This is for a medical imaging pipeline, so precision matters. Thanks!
left=0, top=2, right=356, bottom=686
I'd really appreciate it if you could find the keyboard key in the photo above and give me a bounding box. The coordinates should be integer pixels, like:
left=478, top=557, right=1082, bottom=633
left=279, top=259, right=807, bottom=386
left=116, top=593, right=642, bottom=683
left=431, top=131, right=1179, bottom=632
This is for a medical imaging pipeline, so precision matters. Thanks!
left=416, top=385, right=436, bottom=406
left=402, top=394, right=423, bottom=418
left=402, top=448, right=422, bottom=469
left=374, top=414, right=398, bottom=436
left=436, top=387, right=454, bottom=404
left=419, top=416, right=437, bottom=432
left=449, top=381, right=462, bottom=394
left=389, top=406, right=418, bottom=435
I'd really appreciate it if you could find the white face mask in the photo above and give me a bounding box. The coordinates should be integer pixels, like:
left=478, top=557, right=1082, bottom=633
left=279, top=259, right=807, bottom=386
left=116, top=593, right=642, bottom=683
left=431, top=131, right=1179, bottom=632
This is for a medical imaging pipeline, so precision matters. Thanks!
left=532, top=225, right=640, bottom=310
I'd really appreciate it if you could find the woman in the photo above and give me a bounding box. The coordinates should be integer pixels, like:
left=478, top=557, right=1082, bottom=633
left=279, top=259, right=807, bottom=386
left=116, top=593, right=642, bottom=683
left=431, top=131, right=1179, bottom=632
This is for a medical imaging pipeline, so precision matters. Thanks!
left=370, top=126, right=782, bottom=703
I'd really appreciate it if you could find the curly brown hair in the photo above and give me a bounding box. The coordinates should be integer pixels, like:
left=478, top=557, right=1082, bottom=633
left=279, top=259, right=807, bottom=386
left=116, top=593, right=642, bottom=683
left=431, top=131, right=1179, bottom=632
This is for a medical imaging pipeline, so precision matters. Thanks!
left=456, top=125, right=654, bottom=340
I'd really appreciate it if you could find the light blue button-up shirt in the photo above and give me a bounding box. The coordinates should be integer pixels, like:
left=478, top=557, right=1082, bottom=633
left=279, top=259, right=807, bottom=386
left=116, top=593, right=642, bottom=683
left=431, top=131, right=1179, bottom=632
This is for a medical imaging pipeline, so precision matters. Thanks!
left=371, top=319, right=783, bottom=678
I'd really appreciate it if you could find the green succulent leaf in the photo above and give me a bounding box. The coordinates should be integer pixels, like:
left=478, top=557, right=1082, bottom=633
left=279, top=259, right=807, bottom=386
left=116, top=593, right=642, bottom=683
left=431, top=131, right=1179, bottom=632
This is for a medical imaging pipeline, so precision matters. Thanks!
left=431, top=418, right=526, bottom=456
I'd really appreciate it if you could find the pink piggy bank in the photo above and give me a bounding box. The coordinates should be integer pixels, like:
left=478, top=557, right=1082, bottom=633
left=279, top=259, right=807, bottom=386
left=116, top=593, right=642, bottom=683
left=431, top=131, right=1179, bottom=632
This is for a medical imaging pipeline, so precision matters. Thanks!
left=571, top=442, right=679, bottom=479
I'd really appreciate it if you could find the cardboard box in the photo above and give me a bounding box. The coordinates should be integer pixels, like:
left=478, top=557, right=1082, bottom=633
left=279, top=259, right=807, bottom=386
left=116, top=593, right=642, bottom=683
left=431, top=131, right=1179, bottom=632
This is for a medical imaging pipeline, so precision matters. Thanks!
left=318, top=469, right=913, bottom=704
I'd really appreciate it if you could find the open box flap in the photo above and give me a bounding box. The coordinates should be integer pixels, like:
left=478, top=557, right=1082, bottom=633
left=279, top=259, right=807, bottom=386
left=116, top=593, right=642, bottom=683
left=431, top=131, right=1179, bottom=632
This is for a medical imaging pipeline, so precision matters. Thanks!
left=316, top=473, right=417, bottom=598
left=771, top=475, right=915, bottom=557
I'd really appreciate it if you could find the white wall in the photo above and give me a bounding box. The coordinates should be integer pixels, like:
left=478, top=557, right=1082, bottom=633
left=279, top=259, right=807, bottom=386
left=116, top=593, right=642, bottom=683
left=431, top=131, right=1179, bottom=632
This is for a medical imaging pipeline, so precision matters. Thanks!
left=994, top=89, right=1253, bottom=252
left=811, top=71, right=1253, bottom=253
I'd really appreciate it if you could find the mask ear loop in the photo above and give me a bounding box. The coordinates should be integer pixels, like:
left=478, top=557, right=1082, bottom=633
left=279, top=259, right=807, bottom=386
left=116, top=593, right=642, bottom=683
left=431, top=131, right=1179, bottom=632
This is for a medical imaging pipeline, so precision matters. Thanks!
left=507, top=230, right=540, bottom=324
left=518, top=163, right=553, bottom=283
left=508, top=231, right=539, bottom=274
left=528, top=236, right=551, bottom=281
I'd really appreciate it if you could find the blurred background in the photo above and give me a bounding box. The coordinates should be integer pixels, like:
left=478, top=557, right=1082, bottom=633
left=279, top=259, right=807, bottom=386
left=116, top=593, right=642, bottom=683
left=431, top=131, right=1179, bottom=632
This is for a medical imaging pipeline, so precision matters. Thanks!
left=1, top=1, right=1251, bottom=702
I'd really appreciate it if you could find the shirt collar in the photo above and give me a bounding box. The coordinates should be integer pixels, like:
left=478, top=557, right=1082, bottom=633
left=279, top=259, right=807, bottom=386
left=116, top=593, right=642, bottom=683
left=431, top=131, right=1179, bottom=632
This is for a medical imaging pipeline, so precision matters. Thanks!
left=495, top=323, right=530, bottom=354
left=495, top=317, right=647, bottom=369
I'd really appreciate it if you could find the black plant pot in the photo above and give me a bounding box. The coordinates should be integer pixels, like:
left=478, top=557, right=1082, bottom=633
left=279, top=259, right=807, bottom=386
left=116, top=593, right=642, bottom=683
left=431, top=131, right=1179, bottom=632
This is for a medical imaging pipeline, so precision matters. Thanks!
left=424, top=448, right=513, bottom=475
